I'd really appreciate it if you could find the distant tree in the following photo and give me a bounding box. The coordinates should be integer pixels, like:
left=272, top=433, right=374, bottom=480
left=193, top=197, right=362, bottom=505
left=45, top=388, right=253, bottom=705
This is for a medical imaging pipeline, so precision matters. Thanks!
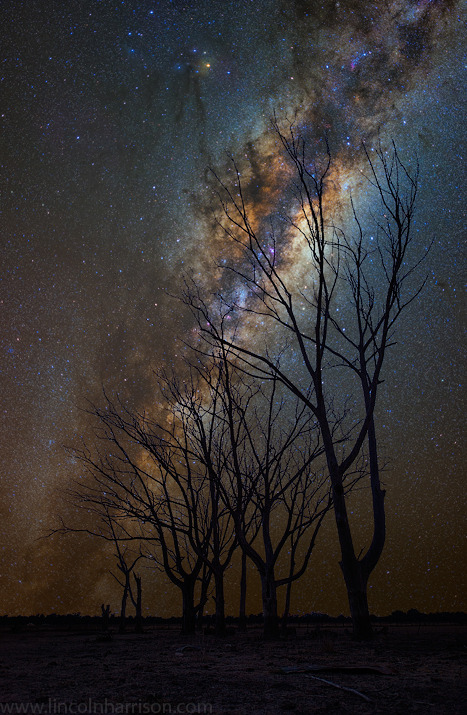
left=183, top=120, right=425, bottom=639
left=107, top=524, right=143, bottom=634
left=50, top=497, right=144, bottom=633
left=101, top=603, right=111, bottom=632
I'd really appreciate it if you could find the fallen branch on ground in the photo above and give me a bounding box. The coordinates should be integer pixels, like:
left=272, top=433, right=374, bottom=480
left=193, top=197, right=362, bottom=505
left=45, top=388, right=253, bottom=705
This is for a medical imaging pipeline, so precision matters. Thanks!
left=307, top=674, right=371, bottom=702
left=278, top=664, right=396, bottom=675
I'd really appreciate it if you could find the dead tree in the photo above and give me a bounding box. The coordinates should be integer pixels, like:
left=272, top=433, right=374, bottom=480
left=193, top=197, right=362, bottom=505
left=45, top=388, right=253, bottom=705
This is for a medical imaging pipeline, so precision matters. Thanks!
left=183, top=121, right=425, bottom=639
left=75, top=386, right=235, bottom=636
left=51, top=403, right=206, bottom=636
left=111, top=551, right=143, bottom=633
left=104, top=513, right=144, bottom=633
left=50, top=495, right=145, bottom=634
left=195, top=351, right=336, bottom=640
left=149, top=368, right=239, bottom=636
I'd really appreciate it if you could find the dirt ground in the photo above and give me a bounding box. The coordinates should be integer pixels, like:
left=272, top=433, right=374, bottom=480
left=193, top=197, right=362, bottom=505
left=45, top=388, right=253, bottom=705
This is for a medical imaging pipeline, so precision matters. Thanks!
left=0, top=624, right=465, bottom=714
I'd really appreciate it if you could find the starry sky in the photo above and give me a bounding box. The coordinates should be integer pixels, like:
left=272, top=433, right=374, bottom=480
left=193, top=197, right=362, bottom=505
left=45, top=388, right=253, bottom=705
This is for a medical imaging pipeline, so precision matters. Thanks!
left=1, top=0, right=465, bottom=618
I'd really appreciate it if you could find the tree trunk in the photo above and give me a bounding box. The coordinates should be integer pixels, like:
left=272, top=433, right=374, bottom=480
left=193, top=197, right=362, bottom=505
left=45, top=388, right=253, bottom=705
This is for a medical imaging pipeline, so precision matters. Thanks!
left=119, top=580, right=129, bottom=634
left=196, top=564, right=210, bottom=632
left=181, top=578, right=197, bottom=635
left=280, top=578, right=293, bottom=636
left=134, top=574, right=143, bottom=634
left=332, top=412, right=385, bottom=640
left=238, top=550, right=247, bottom=631
left=344, top=568, right=373, bottom=640
left=214, top=569, right=226, bottom=636
left=334, top=493, right=374, bottom=639
left=361, top=413, right=386, bottom=576
left=328, top=446, right=374, bottom=640
left=260, top=570, right=279, bottom=639
left=195, top=599, right=204, bottom=632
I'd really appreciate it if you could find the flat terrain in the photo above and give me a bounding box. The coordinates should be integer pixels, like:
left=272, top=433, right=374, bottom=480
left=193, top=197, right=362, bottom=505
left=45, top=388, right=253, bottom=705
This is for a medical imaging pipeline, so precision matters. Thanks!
left=0, top=624, right=465, bottom=714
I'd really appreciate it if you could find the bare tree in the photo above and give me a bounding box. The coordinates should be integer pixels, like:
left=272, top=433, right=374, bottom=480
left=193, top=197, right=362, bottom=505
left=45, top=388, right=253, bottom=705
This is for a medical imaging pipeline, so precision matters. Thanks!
left=107, top=517, right=143, bottom=633
left=154, top=368, right=240, bottom=636
left=182, top=121, right=425, bottom=638
left=67, top=382, right=239, bottom=636
left=50, top=494, right=145, bottom=633
left=50, top=404, right=204, bottom=634
left=194, top=350, right=336, bottom=639
left=90, top=401, right=212, bottom=636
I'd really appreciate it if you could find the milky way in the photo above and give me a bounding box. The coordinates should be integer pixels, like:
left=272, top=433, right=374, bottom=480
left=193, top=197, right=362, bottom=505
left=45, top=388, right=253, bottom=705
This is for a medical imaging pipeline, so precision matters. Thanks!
left=1, top=0, right=465, bottom=616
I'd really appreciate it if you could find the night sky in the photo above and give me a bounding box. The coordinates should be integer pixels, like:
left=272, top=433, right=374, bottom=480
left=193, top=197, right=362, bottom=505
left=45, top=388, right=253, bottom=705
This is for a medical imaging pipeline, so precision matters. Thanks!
left=1, top=0, right=465, bottom=618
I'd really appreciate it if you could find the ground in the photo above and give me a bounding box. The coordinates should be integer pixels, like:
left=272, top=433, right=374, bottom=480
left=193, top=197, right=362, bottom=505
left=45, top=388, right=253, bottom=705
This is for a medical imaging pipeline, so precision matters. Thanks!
left=0, top=624, right=465, bottom=714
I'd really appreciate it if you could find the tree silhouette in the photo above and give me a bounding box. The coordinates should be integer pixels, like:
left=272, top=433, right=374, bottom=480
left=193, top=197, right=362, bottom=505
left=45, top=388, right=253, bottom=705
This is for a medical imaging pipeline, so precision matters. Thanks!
left=142, top=368, right=238, bottom=636
left=50, top=494, right=145, bottom=633
left=72, top=394, right=214, bottom=636
left=198, top=351, right=334, bottom=639
left=183, top=120, right=425, bottom=638
left=108, top=528, right=143, bottom=634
